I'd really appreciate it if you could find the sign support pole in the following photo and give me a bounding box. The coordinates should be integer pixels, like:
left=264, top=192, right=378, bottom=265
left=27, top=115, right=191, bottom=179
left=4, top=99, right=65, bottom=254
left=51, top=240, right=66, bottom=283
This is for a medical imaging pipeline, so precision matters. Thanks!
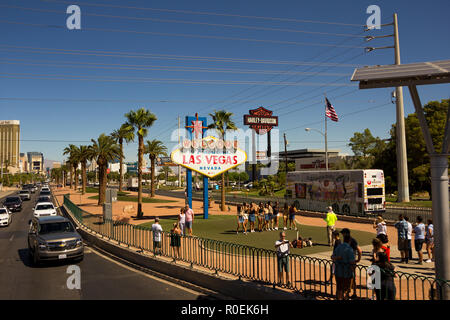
left=203, top=175, right=208, bottom=219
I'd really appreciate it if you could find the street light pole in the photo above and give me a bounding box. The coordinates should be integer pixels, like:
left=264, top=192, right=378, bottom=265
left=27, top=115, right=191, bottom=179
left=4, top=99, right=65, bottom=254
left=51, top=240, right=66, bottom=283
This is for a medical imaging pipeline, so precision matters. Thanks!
left=305, top=128, right=328, bottom=170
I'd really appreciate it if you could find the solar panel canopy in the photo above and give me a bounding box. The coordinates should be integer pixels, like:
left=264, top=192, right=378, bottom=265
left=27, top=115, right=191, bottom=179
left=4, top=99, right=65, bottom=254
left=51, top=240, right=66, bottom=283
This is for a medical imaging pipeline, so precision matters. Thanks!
left=351, top=60, right=450, bottom=89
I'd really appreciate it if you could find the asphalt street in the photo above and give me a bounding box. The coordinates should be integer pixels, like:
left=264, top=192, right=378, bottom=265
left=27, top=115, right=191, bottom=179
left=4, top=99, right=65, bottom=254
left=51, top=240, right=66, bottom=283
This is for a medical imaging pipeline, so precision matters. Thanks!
left=0, top=190, right=208, bottom=300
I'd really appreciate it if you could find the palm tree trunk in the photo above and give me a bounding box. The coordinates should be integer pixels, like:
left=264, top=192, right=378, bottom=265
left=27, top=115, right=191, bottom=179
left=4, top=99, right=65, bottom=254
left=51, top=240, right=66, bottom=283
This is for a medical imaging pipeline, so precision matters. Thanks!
left=69, top=167, right=73, bottom=189
left=81, top=161, right=87, bottom=195
left=73, top=165, right=78, bottom=191
left=137, top=135, right=143, bottom=218
left=119, top=139, right=123, bottom=192
left=150, top=157, right=155, bottom=197
left=98, top=163, right=107, bottom=205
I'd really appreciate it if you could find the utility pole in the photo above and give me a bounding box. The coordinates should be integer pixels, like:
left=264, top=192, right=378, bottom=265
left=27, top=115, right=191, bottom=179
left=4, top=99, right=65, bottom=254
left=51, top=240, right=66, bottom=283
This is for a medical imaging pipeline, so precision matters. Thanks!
left=365, top=13, right=410, bottom=202
left=393, top=13, right=410, bottom=202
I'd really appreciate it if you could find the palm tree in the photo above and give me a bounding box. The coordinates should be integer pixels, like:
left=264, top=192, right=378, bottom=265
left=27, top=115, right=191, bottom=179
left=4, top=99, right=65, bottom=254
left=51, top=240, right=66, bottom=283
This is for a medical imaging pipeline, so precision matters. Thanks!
left=86, top=134, right=122, bottom=205
left=63, top=144, right=80, bottom=190
left=125, top=108, right=157, bottom=218
left=207, top=110, right=237, bottom=211
left=144, top=139, right=167, bottom=197
left=111, top=123, right=135, bottom=192
left=77, top=145, right=91, bottom=195
left=61, top=164, right=69, bottom=187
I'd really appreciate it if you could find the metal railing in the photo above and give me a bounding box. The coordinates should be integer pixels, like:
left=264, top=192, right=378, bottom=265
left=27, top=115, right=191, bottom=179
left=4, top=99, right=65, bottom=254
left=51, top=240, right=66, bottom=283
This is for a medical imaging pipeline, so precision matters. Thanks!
left=62, top=194, right=448, bottom=300
left=202, top=191, right=434, bottom=222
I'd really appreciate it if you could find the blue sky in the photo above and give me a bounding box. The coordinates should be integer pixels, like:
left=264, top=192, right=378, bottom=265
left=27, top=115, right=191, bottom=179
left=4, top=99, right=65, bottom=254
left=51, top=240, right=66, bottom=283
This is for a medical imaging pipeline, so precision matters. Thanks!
left=0, top=0, right=449, bottom=164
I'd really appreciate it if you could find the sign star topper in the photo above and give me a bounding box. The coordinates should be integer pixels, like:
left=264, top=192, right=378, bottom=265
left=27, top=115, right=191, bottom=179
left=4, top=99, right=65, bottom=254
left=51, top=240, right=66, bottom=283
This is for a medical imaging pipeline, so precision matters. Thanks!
left=186, top=113, right=208, bottom=139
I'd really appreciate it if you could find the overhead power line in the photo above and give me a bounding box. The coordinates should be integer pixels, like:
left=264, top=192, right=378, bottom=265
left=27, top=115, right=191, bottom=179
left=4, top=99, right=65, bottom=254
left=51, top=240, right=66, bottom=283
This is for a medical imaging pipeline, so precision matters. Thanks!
left=0, top=45, right=361, bottom=67
left=0, top=4, right=366, bottom=38
left=0, top=72, right=358, bottom=87
left=0, top=58, right=351, bottom=77
left=39, top=0, right=365, bottom=27
left=282, top=102, right=392, bottom=133
left=0, top=20, right=366, bottom=49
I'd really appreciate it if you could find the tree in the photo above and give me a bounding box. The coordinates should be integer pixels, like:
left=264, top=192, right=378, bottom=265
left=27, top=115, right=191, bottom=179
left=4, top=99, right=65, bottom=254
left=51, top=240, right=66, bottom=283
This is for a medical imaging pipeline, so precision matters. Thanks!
left=353, top=99, right=449, bottom=198
left=348, top=128, right=386, bottom=169
left=63, top=144, right=81, bottom=191
left=144, top=139, right=167, bottom=197
left=86, top=134, right=122, bottom=205
left=125, top=108, right=157, bottom=218
left=111, top=123, right=135, bottom=192
left=207, top=110, right=237, bottom=211
left=77, top=145, right=91, bottom=194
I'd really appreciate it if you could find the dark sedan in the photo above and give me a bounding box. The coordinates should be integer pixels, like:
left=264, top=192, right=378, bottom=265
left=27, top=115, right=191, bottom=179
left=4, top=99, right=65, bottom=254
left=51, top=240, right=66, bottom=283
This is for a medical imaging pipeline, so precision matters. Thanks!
left=2, top=196, right=23, bottom=212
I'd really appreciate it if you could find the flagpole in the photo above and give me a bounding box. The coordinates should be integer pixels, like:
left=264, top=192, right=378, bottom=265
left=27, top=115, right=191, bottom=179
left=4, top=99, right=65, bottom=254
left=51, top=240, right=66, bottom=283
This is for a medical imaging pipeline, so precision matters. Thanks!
left=324, top=94, right=328, bottom=171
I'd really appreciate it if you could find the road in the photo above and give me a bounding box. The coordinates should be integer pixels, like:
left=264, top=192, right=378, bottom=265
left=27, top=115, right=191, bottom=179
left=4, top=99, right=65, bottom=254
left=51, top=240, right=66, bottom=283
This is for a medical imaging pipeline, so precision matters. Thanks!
left=0, top=190, right=212, bottom=300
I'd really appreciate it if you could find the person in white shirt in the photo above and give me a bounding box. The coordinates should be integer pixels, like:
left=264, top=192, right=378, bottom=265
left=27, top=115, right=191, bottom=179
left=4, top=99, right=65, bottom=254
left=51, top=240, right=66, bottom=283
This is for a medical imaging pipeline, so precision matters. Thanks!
left=404, top=216, right=413, bottom=261
left=373, top=215, right=387, bottom=236
left=178, top=208, right=186, bottom=236
left=152, top=217, right=163, bottom=256
left=275, top=232, right=293, bottom=286
left=413, top=216, right=426, bottom=264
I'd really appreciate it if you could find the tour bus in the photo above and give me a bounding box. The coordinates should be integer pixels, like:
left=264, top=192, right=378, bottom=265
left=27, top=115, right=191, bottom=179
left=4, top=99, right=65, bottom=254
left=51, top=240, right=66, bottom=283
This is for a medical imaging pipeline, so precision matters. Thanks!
left=286, top=169, right=385, bottom=216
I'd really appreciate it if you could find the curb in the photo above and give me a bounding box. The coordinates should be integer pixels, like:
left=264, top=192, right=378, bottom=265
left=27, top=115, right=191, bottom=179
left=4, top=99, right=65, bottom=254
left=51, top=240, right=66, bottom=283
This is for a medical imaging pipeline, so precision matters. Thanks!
left=60, top=203, right=307, bottom=300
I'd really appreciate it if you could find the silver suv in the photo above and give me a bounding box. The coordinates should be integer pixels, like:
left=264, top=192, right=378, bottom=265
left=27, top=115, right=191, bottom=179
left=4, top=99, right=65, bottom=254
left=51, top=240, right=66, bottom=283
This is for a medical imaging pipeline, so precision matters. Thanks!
left=28, top=216, right=84, bottom=265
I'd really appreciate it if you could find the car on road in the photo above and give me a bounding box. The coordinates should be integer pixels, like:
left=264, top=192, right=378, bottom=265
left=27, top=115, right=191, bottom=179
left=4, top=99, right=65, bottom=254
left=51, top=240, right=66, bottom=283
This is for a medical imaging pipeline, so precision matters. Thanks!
left=19, top=190, right=31, bottom=201
left=36, top=196, right=51, bottom=205
left=0, top=207, right=12, bottom=227
left=41, top=187, right=50, bottom=193
left=39, top=190, right=52, bottom=198
left=28, top=216, right=84, bottom=265
left=2, top=196, right=22, bottom=212
left=33, top=202, right=58, bottom=218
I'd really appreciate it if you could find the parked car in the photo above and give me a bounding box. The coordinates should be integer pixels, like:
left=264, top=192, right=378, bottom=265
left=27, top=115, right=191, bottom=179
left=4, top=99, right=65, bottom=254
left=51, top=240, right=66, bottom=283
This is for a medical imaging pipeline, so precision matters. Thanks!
left=19, top=190, right=31, bottom=201
left=0, top=207, right=12, bottom=227
left=33, top=202, right=58, bottom=218
left=3, top=196, right=23, bottom=212
left=28, top=216, right=84, bottom=265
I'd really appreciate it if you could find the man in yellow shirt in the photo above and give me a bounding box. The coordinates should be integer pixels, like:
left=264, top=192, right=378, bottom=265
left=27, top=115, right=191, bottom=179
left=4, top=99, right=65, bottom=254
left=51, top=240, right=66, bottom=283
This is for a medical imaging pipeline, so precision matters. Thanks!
left=324, top=206, right=338, bottom=247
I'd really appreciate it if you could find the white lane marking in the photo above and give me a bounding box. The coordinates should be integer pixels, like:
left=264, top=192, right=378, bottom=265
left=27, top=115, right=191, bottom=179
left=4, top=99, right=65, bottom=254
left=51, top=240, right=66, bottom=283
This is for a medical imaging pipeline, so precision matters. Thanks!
left=88, top=246, right=204, bottom=296
left=9, top=234, right=14, bottom=242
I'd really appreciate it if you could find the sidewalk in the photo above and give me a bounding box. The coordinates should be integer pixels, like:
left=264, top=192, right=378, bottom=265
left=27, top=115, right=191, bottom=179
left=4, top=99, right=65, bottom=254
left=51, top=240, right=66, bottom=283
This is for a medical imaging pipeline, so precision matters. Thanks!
left=53, top=186, right=436, bottom=277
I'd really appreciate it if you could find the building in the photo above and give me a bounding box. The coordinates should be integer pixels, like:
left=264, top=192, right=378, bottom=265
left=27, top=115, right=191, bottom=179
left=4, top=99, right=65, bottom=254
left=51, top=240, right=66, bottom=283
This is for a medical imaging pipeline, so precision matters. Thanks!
left=52, top=162, right=61, bottom=169
left=108, top=161, right=127, bottom=173
left=27, top=152, right=44, bottom=174
left=19, top=153, right=28, bottom=173
left=0, top=120, right=20, bottom=171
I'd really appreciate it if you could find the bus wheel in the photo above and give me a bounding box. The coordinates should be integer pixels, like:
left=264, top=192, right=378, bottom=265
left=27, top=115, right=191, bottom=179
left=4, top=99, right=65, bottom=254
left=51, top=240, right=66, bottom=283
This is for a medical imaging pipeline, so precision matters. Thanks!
left=342, top=204, right=351, bottom=215
left=332, top=203, right=340, bottom=214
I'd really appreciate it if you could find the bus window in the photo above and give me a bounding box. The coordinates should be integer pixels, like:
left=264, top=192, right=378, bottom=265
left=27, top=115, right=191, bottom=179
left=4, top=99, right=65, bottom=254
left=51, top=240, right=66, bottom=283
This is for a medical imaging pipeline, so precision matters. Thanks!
left=368, top=198, right=383, bottom=205
left=367, top=188, right=383, bottom=196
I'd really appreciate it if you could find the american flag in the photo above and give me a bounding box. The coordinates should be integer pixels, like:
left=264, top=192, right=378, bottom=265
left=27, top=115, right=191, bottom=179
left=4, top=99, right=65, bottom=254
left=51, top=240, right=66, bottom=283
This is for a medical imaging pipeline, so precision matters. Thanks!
left=325, top=98, right=338, bottom=122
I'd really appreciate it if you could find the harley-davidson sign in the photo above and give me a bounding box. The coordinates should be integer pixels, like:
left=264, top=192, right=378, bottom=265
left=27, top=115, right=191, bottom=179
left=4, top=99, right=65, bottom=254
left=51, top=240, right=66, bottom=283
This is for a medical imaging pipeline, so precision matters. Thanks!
left=171, top=136, right=247, bottom=178
left=243, top=107, right=278, bottom=134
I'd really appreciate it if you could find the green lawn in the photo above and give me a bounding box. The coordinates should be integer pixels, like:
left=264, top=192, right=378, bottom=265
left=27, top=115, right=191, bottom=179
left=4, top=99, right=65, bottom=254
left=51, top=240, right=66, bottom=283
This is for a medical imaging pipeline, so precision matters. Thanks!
left=386, top=197, right=434, bottom=208
left=88, top=195, right=176, bottom=203
left=139, top=215, right=375, bottom=255
left=85, top=187, right=130, bottom=197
